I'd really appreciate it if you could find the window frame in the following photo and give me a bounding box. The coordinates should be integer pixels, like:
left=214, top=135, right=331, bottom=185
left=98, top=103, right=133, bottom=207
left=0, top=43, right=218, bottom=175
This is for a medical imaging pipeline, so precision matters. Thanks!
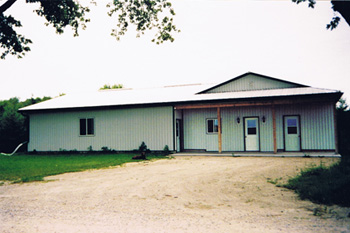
left=79, top=118, right=95, bottom=136
left=206, top=118, right=219, bottom=134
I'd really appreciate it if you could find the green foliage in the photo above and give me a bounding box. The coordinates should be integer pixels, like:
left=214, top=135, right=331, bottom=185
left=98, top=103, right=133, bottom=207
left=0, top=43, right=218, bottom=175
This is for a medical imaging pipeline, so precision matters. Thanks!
left=283, top=161, right=350, bottom=207
left=1, top=0, right=179, bottom=59
left=292, top=0, right=350, bottom=30
left=101, top=146, right=112, bottom=152
left=29, top=0, right=90, bottom=36
left=0, top=0, right=89, bottom=59
left=0, top=153, right=168, bottom=182
left=0, top=14, right=32, bottom=59
left=138, top=141, right=150, bottom=153
left=337, top=98, right=350, bottom=157
left=266, top=177, right=282, bottom=185
left=107, top=0, right=180, bottom=44
left=87, top=145, right=93, bottom=152
left=163, top=145, right=169, bottom=154
left=291, top=0, right=316, bottom=8
left=0, top=96, right=51, bottom=153
left=99, top=83, right=124, bottom=90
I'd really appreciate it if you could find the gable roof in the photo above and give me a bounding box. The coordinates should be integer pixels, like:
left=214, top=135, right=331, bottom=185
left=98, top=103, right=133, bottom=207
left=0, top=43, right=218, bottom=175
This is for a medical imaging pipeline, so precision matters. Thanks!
left=19, top=72, right=341, bottom=113
left=197, top=72, right=308, bottom=94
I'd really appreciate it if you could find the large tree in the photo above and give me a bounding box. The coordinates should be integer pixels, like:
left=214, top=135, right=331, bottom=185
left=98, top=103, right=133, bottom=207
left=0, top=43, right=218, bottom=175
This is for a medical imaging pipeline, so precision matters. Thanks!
left=0, top=0, right=179, bottom=59
left=292, top=0, right=350, bottom=30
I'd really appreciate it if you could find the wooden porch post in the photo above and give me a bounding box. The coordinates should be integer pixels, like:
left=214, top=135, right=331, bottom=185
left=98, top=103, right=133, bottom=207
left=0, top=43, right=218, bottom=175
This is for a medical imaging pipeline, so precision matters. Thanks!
left=272, top=105, right=277, bottom=154
left=334, top=105, right=339, bottom=154
left=217, top=107, right=222, bottom=153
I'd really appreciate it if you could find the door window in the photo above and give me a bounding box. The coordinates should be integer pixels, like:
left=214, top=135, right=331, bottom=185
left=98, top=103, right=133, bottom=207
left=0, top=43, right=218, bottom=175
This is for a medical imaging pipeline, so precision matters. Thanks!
left=287, top=118, right=298, bottom=134
left=247, top=119, right=257, bottom=135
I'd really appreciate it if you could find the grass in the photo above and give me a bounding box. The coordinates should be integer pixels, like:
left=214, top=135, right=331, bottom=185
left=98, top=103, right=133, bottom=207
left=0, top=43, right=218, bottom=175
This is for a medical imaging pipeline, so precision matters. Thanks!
left=283, top=158, right=350, bottom=207
left=0, top=153, right=169, bottom=183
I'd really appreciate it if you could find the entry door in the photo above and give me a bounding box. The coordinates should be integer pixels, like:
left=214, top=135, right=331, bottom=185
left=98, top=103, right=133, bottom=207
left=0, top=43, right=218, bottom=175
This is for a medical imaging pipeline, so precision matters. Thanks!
left=284, top=116, right=301, bottom=151
left=176, top=119, right=182, bottom=152
left=245, top=117, right=259, bottom=151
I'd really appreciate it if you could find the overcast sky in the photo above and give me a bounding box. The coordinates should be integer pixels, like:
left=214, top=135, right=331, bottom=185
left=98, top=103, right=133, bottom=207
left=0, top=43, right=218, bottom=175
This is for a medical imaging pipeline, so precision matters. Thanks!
left=1, top=0, right=350, bottom=102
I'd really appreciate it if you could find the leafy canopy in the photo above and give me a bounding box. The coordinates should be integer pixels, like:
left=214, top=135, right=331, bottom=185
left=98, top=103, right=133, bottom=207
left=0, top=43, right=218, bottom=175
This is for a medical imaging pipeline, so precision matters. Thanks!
left=292, top=0, right=350, bottom=30
left=0, top=0, right=179, bottom=59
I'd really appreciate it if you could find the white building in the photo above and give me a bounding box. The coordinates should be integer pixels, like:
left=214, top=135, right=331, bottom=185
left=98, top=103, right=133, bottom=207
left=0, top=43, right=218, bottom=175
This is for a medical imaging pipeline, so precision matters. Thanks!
left=19, top=72, right=342, bottom=154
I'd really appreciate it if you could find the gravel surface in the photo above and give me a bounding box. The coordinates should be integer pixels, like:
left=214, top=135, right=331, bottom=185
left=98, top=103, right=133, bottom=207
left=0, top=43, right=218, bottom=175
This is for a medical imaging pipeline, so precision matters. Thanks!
left=0, top=156, right=349, bottom=233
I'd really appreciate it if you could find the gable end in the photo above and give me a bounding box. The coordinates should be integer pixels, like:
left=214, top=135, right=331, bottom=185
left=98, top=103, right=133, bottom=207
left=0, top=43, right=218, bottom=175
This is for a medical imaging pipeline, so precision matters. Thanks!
left=198, top=72, right=309, bottom=94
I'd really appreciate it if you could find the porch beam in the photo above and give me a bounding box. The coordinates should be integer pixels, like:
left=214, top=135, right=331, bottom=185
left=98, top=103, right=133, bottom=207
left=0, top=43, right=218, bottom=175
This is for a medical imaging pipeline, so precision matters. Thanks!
left=272, top=105, right=277, bottom=154
left=174, top=99, right=334, bottom=110
left=217, top=107, right=222, bottom=153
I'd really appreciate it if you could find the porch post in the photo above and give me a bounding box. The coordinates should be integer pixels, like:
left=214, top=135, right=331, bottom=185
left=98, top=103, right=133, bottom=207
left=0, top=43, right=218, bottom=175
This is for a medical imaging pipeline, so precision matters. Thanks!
left=334, top=105, right=339, bottom=154
left=272, top=105, right=277, bottom=154
left=217, top=107, right=222, bottom=153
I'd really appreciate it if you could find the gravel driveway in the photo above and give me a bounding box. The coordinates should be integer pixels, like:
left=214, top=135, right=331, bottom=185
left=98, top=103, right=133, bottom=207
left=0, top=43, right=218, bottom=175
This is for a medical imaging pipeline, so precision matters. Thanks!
left=0, top=156, right=349, bottom=233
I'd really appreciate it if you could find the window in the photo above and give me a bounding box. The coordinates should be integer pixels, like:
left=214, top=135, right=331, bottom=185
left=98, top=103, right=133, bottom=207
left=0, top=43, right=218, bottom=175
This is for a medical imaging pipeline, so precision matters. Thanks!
left=287, top=118, right=297, bottom=134
left=80, top=118, right=94, bottom=136
left=207, top=119, right=218, bottom=134
left=247, top=119, right=257, bottom=135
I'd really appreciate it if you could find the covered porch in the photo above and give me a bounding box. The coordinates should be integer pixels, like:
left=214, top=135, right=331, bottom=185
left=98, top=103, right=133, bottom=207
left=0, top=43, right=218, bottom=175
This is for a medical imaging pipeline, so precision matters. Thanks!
left=174, top=96, right=338, bottom=154
left=172, top=151, right=341, bottom=158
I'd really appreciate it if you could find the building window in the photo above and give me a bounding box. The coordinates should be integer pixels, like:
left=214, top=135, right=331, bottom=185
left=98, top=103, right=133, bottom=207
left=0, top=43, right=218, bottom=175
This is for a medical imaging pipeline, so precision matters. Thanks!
left=80, top=118, right=94, bottom=136
left=207, top=119, right=218, bottom=134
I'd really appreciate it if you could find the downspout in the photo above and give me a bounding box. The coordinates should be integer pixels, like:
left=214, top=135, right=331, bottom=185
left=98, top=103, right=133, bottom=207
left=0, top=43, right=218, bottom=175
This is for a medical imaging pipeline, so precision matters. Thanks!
left=0, top=141, right=28, bottom=156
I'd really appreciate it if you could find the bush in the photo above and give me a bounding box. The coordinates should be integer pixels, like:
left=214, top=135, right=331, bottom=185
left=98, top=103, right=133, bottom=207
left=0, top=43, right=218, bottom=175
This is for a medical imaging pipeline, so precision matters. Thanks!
left=138, top=141, right=150, bottom=153
left=101, top=146, right=111, bottom=152
left=284, top=160, right=350, bottom=207
left=163, top=145, right=170, bottom=155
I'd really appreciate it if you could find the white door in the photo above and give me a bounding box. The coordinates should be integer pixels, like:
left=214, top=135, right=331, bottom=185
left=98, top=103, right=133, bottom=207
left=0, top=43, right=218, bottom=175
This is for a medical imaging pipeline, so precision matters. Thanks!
left=176, top=120, right=181, bottom=152
left=284, top=116, right=301, bottom=151
left=245, top=117, right=259, bottom=151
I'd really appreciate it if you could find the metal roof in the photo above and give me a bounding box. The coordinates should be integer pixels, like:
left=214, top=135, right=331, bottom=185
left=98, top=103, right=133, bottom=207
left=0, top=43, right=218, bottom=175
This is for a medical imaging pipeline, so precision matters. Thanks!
left=19, top=83, right=342, bottom=112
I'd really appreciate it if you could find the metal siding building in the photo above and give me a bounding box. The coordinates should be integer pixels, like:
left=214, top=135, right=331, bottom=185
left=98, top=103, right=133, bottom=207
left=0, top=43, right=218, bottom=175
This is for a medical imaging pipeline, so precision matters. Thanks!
left=20, top=72, right=342, bottom=154
left=28, top=107, right=174, bottom=152
left=206, top=73, right=301, bottom=93
left=180, top=103, right=335, bottom=152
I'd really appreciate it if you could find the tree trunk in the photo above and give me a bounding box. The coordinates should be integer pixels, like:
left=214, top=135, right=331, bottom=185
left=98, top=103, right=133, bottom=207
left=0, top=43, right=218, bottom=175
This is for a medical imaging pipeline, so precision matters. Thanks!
left=0, top=0, right=17, bottom=14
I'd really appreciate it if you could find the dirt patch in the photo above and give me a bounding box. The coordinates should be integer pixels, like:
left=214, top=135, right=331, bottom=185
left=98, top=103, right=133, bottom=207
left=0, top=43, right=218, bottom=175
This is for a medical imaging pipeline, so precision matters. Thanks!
left=0, top=156, right=349, bottom=232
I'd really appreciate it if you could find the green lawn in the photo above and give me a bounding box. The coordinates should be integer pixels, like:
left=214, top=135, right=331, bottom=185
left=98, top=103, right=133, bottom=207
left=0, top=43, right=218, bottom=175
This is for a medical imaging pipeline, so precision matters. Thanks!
left=0, top=153, right=168, bottom=183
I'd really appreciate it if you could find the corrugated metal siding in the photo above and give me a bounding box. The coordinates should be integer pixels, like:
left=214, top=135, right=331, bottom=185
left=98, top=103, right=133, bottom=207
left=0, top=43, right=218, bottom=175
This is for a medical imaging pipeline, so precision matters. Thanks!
left=183, top=103, right=335, bottom=152
left=207, top=74, right=298, bottom=93
left=28, top=106, right=174, bottom=151
left=276, top=103, right=335, bottom=150
left=183, top=107, right=274, bottom=152
left=183, top=109, right=218, bottom=151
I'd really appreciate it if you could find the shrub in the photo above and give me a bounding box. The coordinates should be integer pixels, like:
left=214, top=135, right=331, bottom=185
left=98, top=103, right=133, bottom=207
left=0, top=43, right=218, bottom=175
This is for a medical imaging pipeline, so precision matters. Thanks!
left=283, top=161, right=350, bottom=207
left=163, top=145, right=170, bottom=155
left=101, top=146, right=111, bottom=152
left=87, top=145, right=93, bottom=152
left=138, top=141, right=150, bottom=153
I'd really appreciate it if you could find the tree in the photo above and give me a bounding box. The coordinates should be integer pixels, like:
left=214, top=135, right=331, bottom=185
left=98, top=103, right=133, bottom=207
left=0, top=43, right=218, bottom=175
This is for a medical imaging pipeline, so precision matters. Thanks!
left=99, top=83, right=124, bottom=90
left=292, top=0, right=350, bottom=30
left=0, top=0, right=179, bottom=59
left=0, top=96, right=51, bottom=153
left=336, top=98, right=350, bottom=157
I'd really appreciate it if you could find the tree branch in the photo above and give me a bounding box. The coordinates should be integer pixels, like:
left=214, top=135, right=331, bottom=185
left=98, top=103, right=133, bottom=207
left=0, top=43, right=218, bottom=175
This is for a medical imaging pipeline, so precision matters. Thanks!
left=331, top=0, right=350, bottom=27
left=0, top=0, right=17, bottom=14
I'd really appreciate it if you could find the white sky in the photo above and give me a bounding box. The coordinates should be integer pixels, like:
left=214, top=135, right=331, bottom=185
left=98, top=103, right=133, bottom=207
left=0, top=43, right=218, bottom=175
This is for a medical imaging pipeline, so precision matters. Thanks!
left=1, top=0, right=350, bottom=102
